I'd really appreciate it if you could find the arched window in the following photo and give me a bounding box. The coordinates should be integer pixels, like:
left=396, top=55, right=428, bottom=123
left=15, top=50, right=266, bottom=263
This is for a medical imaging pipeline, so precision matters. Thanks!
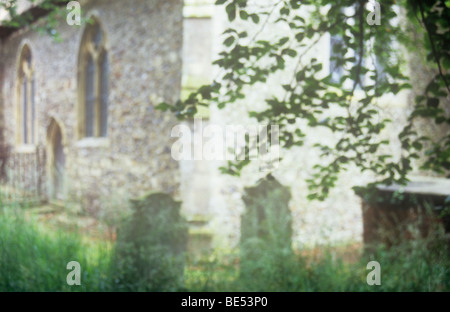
left=78, top=18, right=108, bottom=138
left=17, top=44, right=36, bottom=145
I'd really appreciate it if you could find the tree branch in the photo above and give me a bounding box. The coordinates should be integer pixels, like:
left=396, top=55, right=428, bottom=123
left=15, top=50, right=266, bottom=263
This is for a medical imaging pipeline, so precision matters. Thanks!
left=418, top=0, right=450, bottom=95
left=351, top=0, right=366, bottom=95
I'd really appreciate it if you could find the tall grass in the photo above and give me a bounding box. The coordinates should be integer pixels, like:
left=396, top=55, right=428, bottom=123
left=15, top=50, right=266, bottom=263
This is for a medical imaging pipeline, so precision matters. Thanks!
left=0, top=203, right=448, bottom=291
left=184, top=237, right=449, bottom=292
left=0, top=206, right=112, bottom=291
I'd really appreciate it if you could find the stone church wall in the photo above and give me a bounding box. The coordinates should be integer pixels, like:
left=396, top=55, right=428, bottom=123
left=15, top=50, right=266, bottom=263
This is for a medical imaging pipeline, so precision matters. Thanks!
left=0, top=0, right=184, bottom=213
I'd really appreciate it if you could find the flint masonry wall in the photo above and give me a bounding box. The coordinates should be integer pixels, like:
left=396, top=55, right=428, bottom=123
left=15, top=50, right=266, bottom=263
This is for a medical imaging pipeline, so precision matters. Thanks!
left=0, top=0, right=183, bottom=212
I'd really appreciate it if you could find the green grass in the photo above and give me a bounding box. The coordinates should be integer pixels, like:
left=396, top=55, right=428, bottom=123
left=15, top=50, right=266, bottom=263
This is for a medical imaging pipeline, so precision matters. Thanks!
left=0, top=206, right=112, bottom=291
left=0, top=203, right=448, bottom=292
left=184, top=238, right=449, bottom=292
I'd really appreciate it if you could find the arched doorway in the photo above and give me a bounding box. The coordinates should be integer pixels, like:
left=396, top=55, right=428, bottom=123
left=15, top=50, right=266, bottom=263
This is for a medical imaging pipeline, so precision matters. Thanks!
left=47, top=118, right=66, bottom=200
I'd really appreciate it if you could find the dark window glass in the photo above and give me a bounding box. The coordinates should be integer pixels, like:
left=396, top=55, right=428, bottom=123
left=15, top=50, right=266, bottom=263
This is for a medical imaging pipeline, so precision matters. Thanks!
left=85, top=55, right=95, bottom=137
left=22, top=77, right=28, bottom=144
left=93, top=24, right=102, bottom=50
left=31, top=77, right=35, bottom=144
left=100, top=53, right=108, bottom=137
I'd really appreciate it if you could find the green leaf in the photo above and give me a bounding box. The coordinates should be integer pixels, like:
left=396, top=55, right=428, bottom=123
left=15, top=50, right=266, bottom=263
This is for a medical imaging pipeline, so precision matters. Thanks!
left=294, top=16, right=305, bottom=23
left=296, top=70, right=305, bottom=82
left=250, top=14, right=260, bottom=23
left=427, top=97, right=439, bottom=108
left=155, top=103, right=171, bottom=111
left=224, top=36, right=235, bottom=47
left=278, top=37, right=290, bottom=46
left=199, top=85, right=212, bottom=100
left=283, top=48, right=297, bottom=57
left=280, top=7, right=290, bottom=16
left=412, top=141, right=423, bottom=150
left=426, top=81, right=440, bottom=95
left=238, top=31, right=248, bottom=38
left=226, top=3, right=236, bottom=21
left=239, top=10, right=248, bottom=20
left=295, top=32, right=305, bottom=42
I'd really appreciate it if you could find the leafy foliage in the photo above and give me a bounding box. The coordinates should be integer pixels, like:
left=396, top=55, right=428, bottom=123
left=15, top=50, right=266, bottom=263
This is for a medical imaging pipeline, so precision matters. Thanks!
left=403, top=0, right=450, bottom=175
left=157, top=0, right=450, bottom=200
left=0, top=0, right=83, bottom=41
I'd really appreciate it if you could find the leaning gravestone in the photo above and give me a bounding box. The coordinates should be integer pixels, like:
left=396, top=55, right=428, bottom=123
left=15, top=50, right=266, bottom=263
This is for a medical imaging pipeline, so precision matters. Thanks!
left=113, top=192, right=188, bottom=291
left=240, top=175, right=293, bottom=278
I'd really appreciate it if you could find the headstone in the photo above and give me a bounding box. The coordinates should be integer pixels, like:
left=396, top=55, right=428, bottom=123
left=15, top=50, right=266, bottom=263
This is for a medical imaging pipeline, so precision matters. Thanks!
left=113, top=192, right=188, bottom=291
left=240, top=175, right=293, bottom=277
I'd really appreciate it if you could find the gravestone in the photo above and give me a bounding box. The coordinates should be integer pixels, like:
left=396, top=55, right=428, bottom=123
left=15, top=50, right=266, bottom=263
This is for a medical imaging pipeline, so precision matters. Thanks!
left=240, top=175, right=293, bottom=277
left=113, top=192, right=188, bottom=291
